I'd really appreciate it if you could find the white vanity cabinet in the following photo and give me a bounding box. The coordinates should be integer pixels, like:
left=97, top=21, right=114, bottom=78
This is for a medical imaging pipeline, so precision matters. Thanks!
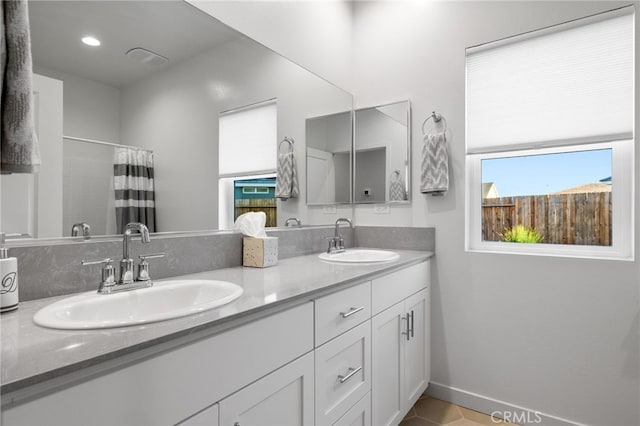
left=2, top=258, right=431, bottom=426
left=313, top=260, right=430, bottom=426
left=371, top=261, right=431, bottom=426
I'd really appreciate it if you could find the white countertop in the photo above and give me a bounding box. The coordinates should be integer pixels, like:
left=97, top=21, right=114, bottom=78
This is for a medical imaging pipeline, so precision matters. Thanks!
left=0, top=249, right=433, bottom=395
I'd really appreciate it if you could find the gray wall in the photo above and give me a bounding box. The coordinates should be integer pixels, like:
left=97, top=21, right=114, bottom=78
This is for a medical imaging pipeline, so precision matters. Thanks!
left=351, top=2, right=639, bottom=426
left=354, top=148, right=385, bottom=203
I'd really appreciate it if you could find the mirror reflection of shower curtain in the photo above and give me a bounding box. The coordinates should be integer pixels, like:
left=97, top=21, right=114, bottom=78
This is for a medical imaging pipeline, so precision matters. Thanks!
left=114, top=147, right=156, bottom=233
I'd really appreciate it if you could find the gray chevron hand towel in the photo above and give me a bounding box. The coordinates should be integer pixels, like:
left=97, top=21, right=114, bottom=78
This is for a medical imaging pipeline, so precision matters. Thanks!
left=389, top=170, right=407, bottom=201
left=420, top=132, right=449, bottom=195
left=1, top=0, right=41, bottom=174
left=276, top=151, right=299, bottom=200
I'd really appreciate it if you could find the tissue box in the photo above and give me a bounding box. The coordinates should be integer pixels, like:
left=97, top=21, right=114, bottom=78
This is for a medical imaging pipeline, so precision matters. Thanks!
left=243, top=237, right=278, bottom=268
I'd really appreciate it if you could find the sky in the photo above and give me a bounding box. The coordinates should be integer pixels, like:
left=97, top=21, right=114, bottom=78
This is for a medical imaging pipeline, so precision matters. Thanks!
left=481, top=148, right=611, bottom=197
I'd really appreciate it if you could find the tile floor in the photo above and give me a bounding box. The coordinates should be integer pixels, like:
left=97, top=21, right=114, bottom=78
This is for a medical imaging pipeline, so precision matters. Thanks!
left=400, top=395, right=520, bottom=426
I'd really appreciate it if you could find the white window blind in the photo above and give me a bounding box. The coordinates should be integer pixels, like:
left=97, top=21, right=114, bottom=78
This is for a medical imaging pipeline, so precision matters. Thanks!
left=466, top=7, right=634, bottom=154
left=219, top=100, right=277, bottom=176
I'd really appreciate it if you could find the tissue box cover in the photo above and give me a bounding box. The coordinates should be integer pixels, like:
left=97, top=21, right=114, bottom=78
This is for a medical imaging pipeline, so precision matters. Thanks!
left=243, top=237, right=278, bottom=268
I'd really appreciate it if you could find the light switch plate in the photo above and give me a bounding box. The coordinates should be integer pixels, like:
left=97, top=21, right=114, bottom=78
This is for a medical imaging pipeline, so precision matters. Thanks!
left=323, top=205, right=337, bottom=214
left=373, top=204, right=390, bottom=214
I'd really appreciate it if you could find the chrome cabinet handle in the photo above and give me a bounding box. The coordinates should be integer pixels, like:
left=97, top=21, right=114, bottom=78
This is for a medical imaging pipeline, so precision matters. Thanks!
left=410, top=310, right=415, bottom=338
left=401, top=315, right=410, bottom=341
left=338, top=366, right=362, bottom=384
left=340, top=306, right=364, bottom=318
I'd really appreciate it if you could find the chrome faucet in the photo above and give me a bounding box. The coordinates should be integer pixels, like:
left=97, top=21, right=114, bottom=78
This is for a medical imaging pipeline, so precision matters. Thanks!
left=284, top=217, right=302, bottom=227
left=71, top=222, right=91, bottom=239
left=325, top=218, right=352, bottom=254
left=120, top=222, right=151, bottom=284
left=81, top=222, right=164, bottom=294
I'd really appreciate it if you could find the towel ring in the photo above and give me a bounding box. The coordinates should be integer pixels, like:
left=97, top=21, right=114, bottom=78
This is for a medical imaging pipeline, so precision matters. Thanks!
left=421, top=111, right=447, bottom=136
left=278, top=136, right=294, bottom=154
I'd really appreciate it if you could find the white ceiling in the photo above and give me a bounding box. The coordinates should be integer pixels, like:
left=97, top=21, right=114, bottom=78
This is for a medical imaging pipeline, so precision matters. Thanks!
left=29, top=0, right=241, bottom=87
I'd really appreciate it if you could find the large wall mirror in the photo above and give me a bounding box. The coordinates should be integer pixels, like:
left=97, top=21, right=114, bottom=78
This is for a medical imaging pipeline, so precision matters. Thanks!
left=305, top=100, right=410, bottom=206
left=0, top=0, right=353, bottom=242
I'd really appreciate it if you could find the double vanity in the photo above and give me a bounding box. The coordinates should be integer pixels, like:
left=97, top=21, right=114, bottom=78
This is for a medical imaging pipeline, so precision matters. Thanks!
left=1, top=242, right=432, bottom=426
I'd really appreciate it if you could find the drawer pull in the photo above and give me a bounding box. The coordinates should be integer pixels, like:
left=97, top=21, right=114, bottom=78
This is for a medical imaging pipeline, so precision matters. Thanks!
left=338, top=366, right=363, bottom=383
left=340, top=306, right=364, bottom=318
left=410, top=310, right=415, bottom=338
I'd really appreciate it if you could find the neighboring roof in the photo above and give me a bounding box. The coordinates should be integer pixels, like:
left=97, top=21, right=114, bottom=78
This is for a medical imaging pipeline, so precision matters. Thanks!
left=552, top=183, right=612, bottom=194
left=482, top=182, right=499, bottom=199
left=599, top=176, right=612, bottom=183
left=234, top=177, right=276, bottom=188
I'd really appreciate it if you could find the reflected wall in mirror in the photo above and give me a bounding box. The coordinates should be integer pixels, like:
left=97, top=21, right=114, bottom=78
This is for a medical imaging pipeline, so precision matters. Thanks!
left=0, top=0, right=353, bottom=241
left=354, top=100, right=410, bottom=204
left=305, top=112, right=352, bottom=205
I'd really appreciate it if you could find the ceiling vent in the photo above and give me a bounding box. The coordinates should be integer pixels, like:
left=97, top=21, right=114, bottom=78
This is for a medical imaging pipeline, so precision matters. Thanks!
left=125, top=48, right=168, bottom=66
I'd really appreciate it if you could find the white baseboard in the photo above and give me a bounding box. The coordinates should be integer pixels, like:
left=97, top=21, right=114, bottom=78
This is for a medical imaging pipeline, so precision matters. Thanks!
left=425, top=382, right=589, bottom=426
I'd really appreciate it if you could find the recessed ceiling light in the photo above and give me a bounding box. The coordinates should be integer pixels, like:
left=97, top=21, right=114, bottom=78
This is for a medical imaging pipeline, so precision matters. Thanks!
left=81, top=36, right=101, bottom=47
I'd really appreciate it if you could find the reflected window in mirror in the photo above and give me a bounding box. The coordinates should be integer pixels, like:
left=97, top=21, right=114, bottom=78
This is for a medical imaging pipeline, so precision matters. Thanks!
left=218, top=100, right=278, bottom=229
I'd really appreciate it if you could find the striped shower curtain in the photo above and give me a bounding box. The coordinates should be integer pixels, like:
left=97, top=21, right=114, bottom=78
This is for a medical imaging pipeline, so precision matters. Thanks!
left=114, top=147, right=156, bottom=233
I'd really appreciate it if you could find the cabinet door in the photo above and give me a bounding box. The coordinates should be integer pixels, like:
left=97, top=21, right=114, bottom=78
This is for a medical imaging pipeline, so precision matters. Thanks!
left=177, top=403, right=219, bottom=426
left=404, top=289, right=429, bottom=407
left=371, top=302, right=405, bottom=426
left=219, top=352, right=314, bottom=426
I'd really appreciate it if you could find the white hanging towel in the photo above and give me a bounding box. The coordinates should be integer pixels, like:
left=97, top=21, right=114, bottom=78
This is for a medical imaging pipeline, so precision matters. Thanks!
left=275, top=151, right=299, bottom=200
left=420, top=132, right=449, bottom=195
left=1, top=0, right=41, bottom=174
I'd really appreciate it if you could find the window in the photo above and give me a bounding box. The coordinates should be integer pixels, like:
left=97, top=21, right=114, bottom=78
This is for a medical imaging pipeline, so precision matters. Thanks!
left=465, top=7, right=634, bottom=260
left=218, top=100, right=277, bottom=229
left=242, top=187, right=270, bottom=195
left=234, top=177, right=277, bottom=227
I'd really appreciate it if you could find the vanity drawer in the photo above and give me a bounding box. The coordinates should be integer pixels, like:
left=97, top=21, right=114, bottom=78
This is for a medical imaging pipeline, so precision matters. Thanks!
left=315, top=281, right=371, bottom=346
left=315, top=321, right=371, bottom=426
left=333, top=392, right=371, bottom=426
left=372, top=260, right=430, bottom=315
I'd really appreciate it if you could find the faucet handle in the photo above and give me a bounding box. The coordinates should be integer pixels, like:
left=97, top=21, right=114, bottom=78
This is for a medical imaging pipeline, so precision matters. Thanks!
left=137, top=253, right=165, bottom=282
left=139, top=253, right=165, bottom=261
left=81, top=258, right=116, bottom=292
left=323, top=236, right=338, bottom=253
left=81, top=257, right=113, bottom=266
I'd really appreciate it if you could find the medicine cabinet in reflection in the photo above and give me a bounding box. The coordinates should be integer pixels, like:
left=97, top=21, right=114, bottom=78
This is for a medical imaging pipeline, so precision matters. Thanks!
left=354, top=100, right=410, bottom=203
left=305, top=100, right=411, bottom=205
left=305, top=111, right=353, bottom=205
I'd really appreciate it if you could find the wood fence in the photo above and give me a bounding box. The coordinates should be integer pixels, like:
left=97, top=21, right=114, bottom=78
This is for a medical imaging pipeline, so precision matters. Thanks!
left=482, top=192, right=611, bottom=246
left=235, top=199, right=277, bottom=227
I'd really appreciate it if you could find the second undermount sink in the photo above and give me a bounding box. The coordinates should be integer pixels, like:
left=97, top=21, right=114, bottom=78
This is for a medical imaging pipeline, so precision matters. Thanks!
left=319, top=249, right=400, bottom=263
left=33, top=279, right=243, bottom=330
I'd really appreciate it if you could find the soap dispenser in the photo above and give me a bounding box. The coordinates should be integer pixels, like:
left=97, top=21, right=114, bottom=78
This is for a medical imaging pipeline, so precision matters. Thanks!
left=0, top=233, right=19, bottom=313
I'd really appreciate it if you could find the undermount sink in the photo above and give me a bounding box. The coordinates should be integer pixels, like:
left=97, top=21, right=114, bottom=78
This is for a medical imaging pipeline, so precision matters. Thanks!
left=318, top=249, right=400, bottom=263
left=33, top=279, right=243, bottom=330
